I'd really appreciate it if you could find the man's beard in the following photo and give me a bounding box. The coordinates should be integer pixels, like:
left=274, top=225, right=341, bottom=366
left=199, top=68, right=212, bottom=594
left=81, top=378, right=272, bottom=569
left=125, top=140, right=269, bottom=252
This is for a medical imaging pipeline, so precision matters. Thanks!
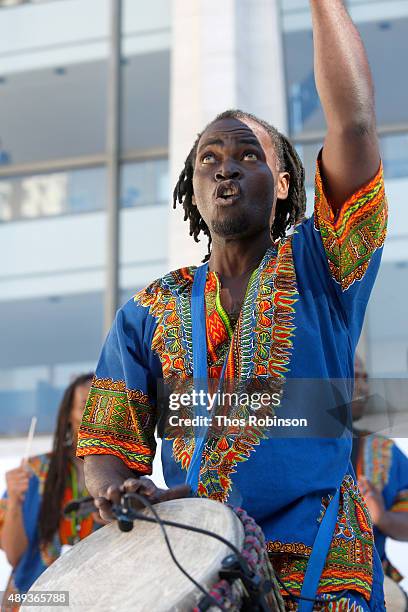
left=211, top=211, right=251, bottom=237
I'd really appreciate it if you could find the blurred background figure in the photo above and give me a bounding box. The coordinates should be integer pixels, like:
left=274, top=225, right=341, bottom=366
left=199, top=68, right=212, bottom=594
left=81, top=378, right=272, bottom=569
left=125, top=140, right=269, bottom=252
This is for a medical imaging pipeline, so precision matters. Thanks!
left=352, top=355, right=408, bottom=586
left=0, top=139, right=11, bottom=165
left=0, top=373, right=103, bottom=610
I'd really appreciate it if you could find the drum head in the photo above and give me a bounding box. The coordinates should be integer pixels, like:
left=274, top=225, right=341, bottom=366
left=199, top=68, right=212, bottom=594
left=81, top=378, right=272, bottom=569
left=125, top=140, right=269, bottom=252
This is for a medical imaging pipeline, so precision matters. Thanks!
left=21, top=498, right=244, bottom=612
left=384, top=576, right=408, bottom=612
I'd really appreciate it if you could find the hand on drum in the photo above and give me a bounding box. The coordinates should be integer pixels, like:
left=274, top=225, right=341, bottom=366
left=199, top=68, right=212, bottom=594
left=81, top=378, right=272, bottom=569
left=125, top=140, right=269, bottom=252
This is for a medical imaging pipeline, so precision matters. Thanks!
left=94, top=477, right=192, bottom=522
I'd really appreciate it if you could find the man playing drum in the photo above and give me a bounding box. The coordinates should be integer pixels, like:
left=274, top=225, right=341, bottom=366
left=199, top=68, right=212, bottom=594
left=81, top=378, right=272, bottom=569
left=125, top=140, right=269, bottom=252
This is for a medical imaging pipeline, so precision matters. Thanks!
left=77, top=1, right=387, bottom=609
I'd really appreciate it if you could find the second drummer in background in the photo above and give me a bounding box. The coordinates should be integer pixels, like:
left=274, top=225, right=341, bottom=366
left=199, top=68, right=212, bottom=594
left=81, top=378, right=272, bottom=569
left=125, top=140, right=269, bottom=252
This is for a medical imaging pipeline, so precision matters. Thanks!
left=0, top=373, right=104, bottom=610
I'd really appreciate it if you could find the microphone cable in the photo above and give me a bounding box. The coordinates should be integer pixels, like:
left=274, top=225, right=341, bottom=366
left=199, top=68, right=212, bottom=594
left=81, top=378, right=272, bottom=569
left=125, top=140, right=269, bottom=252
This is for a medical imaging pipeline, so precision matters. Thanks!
left=113, top=492, right=279, bottom=612
left=114, top=493, right=228, bottom=611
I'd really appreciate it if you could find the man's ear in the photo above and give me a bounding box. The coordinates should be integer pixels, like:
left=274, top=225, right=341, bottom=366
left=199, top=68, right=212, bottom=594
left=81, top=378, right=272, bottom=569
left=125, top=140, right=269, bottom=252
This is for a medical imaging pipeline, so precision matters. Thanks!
left=277, top=172, right=290, bottom=201
left=192, top=194, right=196, bottom=206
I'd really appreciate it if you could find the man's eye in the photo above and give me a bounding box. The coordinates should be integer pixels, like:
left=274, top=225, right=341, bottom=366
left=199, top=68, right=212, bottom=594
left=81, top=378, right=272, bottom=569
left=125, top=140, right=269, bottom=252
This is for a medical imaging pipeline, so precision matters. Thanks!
left=202, top=153, right=216, bottom=163
left=243, top=152, right=258, bottom=161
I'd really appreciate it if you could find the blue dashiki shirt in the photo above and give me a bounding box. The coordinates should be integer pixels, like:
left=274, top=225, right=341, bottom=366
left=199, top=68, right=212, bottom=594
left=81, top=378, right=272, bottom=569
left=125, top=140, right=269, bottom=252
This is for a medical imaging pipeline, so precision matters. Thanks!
left=78, top=158, right=387, bottom=610
left=353, top=433, right=408, bottom=583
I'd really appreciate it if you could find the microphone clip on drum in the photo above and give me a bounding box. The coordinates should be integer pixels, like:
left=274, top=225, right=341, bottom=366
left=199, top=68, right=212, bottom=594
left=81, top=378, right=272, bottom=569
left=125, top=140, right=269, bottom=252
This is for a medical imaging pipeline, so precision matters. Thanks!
left=112, top=493, right=135, bottom=532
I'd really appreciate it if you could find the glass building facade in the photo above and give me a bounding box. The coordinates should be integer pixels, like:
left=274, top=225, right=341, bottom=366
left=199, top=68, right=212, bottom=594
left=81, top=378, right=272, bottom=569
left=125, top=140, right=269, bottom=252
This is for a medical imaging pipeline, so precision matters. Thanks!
left=1, top=0, right=407, bottom=435
left=0, top=0, right=171, bottom=433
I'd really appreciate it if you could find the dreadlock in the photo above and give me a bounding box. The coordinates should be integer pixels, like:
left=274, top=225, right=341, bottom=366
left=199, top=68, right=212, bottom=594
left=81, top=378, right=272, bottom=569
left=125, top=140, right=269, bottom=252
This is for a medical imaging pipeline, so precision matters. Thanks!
left=173, top=109, right=306, bottom=262
left=38, top=372, right=93, bottom=547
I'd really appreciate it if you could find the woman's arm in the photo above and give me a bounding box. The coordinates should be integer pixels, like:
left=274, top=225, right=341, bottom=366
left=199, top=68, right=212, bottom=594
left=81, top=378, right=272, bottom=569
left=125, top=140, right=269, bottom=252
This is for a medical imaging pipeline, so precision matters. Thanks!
left=0, top=465, right=30, bottom=567
left=359, top=476, right=408, bottom=541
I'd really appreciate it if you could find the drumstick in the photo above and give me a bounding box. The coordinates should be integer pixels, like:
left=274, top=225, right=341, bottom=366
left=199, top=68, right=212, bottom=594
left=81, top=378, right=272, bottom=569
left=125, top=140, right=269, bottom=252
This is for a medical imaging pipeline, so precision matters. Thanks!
left=23, top=416, right=37, bottom=466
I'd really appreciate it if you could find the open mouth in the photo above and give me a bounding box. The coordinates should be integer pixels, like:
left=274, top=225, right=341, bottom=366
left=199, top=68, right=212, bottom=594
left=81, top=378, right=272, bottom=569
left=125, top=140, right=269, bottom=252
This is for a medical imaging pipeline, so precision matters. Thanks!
left=215, top=181, right=241, bottom=204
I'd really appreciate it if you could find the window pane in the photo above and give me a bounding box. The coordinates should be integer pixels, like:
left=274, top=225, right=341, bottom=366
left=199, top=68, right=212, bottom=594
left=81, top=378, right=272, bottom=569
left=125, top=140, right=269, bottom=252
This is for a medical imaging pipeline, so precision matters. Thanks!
left=121, top=0, right=171, bottom=152
left=0, top=0, right=109, bottom=163
left=281, top=2, right=408, bottom=135
left=293, top=141, right=322, bottom=188
left=366, top=262, right=408, bottom=377
left=381, top=133, right=408, bottom=179
left=119, top=159, right=170, bottom=292
left=120, top=158, right=169, bottom=208
left=293, top=133, right=408, bottom=189
left=0, top=292, right=103, bottom=434
left=0, top=166, right=106, bottom=222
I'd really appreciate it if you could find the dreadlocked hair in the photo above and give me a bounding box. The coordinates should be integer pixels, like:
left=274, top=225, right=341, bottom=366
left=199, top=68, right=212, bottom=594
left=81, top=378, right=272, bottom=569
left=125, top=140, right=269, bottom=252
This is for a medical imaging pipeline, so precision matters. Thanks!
left=173, top=109, right=306, bottom=262
left=38, top=372, right=94, bottom=547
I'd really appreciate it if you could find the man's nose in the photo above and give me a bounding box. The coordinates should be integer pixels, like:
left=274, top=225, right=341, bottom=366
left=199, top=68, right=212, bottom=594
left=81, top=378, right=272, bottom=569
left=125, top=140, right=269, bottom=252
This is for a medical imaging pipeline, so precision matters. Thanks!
left=215, top=164, right=241, bottom=181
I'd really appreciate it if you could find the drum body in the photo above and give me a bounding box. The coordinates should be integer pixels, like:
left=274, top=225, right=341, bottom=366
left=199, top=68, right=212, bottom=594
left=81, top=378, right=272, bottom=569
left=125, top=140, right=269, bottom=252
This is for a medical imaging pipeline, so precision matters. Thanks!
left=21, top=498, right=280, bottom=612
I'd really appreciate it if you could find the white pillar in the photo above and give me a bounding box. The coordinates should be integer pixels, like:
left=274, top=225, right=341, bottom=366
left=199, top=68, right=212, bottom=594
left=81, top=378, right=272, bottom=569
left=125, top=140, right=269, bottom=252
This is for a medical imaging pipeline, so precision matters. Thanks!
left=235, top=0, right=288, bottom=133
left=169, top=0, right=287, bottom=270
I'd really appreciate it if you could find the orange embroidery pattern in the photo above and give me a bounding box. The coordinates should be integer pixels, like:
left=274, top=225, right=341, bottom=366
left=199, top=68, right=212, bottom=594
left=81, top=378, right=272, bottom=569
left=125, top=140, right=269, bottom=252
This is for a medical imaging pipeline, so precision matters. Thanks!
left=198, top=239, right=298, bottom=501
left=77, top=377, right=156, bottom=473
left=269, top=475, right=374, bottom=602
left=314, top=161, right=387, bottom=291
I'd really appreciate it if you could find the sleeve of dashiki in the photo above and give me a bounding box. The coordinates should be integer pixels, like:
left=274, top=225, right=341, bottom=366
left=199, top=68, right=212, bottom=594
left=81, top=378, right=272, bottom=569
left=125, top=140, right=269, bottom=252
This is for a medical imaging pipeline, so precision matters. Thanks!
left=389, top=444, right=408, bottom=514
left=299, top=154, right=387, bottom=349
left=76, top=301, right=157, bottom=474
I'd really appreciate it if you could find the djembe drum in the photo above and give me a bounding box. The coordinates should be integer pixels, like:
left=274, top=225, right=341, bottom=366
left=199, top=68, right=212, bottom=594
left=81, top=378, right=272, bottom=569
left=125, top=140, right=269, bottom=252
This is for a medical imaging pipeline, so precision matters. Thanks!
left=21, top=498, right=284, bottom=611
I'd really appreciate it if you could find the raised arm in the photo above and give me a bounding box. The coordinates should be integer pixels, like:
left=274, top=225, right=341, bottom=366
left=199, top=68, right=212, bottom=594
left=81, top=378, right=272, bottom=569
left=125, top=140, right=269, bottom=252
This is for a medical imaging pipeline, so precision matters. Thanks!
left=0, top=464, right=29, bottom=567
left=310, top=0, right=380, bottom=211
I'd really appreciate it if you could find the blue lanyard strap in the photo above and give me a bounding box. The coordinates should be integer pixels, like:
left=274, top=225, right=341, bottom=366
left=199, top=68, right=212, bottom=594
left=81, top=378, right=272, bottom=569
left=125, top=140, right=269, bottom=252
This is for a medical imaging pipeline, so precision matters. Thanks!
left=298, top=488, right=340, bottom=612
left=186, top=263, right=209, bottom=491
left=186, top=263, right=232, bottom=491
left=191, top=263, right=208, bottom=385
